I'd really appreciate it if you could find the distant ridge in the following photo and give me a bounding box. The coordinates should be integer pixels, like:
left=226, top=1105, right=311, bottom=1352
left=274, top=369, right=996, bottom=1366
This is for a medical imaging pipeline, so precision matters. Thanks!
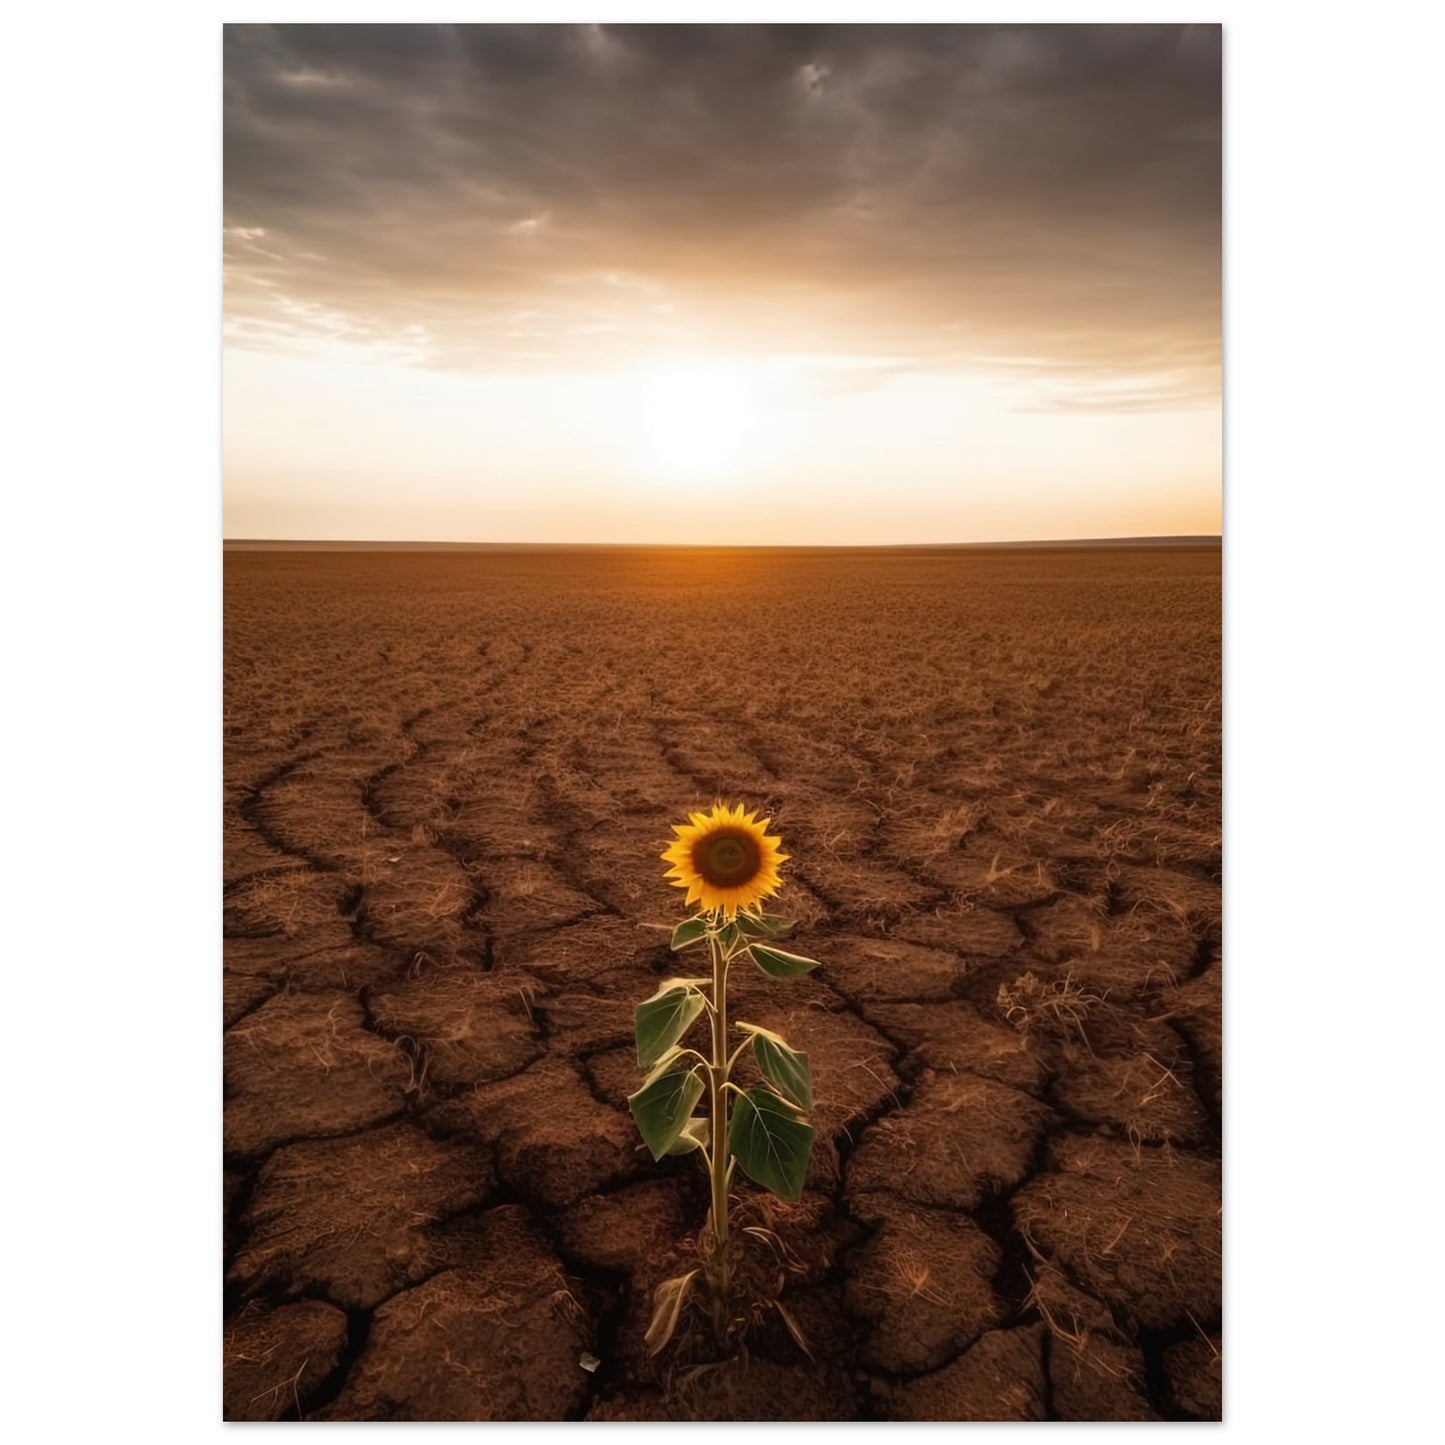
left=225, top=535, right=1221, bottom=553
left=940, top=535, right=1220, bottom=550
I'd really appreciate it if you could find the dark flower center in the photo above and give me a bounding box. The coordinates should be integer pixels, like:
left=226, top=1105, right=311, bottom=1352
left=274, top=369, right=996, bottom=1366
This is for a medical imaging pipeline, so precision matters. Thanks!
left=692, top=827, right=762, bottom=888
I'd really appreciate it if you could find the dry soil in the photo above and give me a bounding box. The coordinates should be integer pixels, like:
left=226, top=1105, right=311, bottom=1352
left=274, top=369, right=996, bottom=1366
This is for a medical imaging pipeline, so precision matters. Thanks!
left=222, top=545, right=1222, bottom=1421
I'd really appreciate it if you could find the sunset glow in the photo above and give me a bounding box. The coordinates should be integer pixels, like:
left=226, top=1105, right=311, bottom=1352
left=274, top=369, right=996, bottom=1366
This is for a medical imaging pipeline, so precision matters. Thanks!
left=223, top=24, right=1221, bottom=544
left=634, top=359, right=769, bottom=487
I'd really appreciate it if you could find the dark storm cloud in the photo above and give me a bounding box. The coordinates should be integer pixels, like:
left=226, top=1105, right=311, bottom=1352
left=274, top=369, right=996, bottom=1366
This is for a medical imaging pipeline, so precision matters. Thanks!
left=223, top=23, right=1220, bottom=404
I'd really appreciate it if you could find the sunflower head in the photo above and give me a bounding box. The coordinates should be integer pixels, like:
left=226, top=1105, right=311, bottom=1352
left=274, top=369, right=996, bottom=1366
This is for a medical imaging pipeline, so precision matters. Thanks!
left=661, top=802, right=788, bottom=920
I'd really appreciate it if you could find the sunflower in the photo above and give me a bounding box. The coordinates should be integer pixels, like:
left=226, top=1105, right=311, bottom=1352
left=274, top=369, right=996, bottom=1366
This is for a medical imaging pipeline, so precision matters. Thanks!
left=661, top=802, right=788, bottom=919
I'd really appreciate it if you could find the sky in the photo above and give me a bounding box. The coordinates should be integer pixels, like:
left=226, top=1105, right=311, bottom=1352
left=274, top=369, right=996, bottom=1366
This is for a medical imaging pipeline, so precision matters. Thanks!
left=223, top=23, right=1221, bottom=544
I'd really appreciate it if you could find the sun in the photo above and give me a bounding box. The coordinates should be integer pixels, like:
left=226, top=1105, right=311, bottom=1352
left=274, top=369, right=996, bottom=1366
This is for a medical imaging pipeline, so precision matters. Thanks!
left=661, top=802, right=788, bottom=919
left=634, top=359, right=765, bottom=485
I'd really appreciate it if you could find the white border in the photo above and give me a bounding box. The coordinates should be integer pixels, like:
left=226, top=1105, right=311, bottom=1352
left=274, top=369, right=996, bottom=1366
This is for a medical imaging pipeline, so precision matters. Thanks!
left=4, top=3, right=1441, bottom=1439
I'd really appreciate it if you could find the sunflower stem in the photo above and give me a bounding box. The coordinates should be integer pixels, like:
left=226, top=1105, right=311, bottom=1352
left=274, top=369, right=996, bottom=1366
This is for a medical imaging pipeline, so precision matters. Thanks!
left=705, top=921, right=732, bottom=1318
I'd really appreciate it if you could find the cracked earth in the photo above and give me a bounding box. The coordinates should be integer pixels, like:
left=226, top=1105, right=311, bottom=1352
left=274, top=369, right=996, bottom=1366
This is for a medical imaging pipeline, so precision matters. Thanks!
left=223, top=545, right=1222, bottom=1421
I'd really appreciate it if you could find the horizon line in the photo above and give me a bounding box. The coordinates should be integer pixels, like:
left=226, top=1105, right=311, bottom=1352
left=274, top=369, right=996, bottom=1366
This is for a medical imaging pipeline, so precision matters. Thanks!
left=225, top=533, right=1222, bottom=553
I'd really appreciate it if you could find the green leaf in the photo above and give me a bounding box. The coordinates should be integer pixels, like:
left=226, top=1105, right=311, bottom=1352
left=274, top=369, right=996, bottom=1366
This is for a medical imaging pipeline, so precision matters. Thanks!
left=629, top=1067, right=705, bottom=1160
left=635, top=978, right=709, bottom=1067
left=664, top=1117, right=709, bottom=1156
left=670, top=917, right=709, bottom=951
left=727, top=1086, right=815, bottom=1201
left=638, top=1044, right=684, bottom=1086
left=737, top=913, right=795, bottom=939
left=738, top=1023, right=813, bottom=1111
left=715, top=921, right=742, bottom=955
left=748, top=944, right=821, bottom=980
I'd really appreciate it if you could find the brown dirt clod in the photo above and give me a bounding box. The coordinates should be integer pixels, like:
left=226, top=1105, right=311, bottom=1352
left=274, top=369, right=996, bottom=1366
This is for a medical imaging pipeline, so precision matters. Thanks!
left=316, top=1206, right=592, bottom=1421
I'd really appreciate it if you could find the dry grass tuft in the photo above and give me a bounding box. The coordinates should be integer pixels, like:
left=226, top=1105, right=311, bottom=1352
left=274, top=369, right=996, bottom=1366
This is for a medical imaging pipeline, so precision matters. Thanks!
left=997, top=970, right=1112, bottom=1050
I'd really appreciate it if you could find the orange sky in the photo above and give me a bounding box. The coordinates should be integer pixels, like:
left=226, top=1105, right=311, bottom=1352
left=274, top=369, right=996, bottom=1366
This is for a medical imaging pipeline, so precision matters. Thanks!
left=223, top=23, right=1220, bottom=544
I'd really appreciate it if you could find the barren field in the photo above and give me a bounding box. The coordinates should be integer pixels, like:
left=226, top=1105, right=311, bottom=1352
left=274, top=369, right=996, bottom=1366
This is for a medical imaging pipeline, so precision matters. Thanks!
left=222, top=545, right=1222, bottom=1421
